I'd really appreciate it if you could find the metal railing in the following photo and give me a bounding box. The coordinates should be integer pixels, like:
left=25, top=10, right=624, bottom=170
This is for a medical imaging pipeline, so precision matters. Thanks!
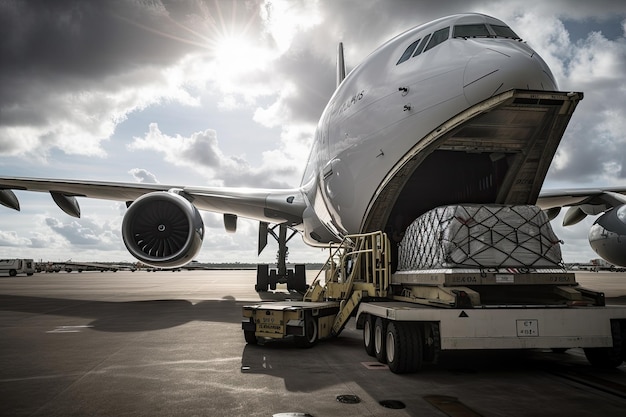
left=304, top=231, right=390, bottom=302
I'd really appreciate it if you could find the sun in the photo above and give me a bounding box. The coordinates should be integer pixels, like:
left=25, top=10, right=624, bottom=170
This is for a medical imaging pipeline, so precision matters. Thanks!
left=212, top=33, right=258, bottom=75
left=195, top=2, right=277, bottom=80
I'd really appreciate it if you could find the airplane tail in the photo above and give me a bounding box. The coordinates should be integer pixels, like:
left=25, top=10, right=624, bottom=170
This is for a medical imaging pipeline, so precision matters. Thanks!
left=336, top=42, right=346, bottom=87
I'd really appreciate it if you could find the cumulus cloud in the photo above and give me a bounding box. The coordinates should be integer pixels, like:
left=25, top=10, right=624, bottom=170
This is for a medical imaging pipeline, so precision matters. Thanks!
left=28, top=232, right=61, bottom=249
left=128, top=123, right=302, bottom=187
left=129, top=168, right=159, bottom=184
left=0, top=230, right=32, bottom=247
left=0, top=225, right=65, bottom=249
left=45, top=216, right=123, bottom=250
left=520, top=18, right=626, bottom=184
left=0, top=0, right=250, bottom=159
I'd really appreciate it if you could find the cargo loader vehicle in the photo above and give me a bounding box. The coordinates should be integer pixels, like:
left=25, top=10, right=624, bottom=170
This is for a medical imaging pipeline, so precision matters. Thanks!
left=242, top=205, right=626, bottom=373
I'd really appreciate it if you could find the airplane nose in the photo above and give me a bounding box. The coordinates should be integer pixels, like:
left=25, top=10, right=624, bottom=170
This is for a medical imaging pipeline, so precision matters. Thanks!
left=463, top=44, right=557, bottom=105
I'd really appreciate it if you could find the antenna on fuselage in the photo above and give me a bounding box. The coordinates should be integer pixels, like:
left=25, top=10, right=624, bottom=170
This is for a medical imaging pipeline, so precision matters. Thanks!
left=336, top=42, right=346, bottom=87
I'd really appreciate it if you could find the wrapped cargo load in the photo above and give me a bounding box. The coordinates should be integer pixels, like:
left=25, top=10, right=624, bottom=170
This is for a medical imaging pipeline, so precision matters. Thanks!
left=397, top=205, right=563, bottom=270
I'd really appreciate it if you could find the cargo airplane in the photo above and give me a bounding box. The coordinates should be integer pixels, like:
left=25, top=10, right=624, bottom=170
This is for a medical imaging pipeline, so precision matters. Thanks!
left=1, top=13, right=625, bottom=278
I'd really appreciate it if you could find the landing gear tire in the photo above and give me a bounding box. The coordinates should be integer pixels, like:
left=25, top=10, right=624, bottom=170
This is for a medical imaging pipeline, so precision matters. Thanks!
left=255, top=264, right=269, bottom=292
left=363, top=314, right=375, bottom=357
left=374, top=317, right=387, bottom=363
left=269, top=269, right=278, bottom=291
left=295, top=314, right=318, bottom=348
left=386, top=321, right=423, bottom=374
left=584, top=321, right=624, bottom=369
left=287, top=264, right=307, bottom=293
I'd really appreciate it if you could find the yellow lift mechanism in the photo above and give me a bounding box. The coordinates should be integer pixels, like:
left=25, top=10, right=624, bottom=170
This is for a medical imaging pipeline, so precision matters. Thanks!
left=305, top=231, right=391, bottom=336
left=242, top=231, right=391, bottom=344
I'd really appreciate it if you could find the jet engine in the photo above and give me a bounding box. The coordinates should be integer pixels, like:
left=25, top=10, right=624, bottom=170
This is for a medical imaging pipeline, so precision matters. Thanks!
left=122, top=191, right=204, bottom=268
left=588, top=205, right=626, bottom=267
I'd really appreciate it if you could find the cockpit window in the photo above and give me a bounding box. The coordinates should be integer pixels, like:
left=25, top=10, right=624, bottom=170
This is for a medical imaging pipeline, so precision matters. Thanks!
left=424, top=27, right=449, bottom=52
left=396, top=39, right=421, bottom=65
left=453, top=24, right=491, bottom=38
left=490, top=25, right=520, bottom=39
left=412, top=35, right=431, bottom=57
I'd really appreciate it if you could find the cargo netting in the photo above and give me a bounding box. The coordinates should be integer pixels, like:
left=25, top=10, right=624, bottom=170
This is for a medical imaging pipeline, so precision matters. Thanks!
left=397, top=205, right=563, bottom=270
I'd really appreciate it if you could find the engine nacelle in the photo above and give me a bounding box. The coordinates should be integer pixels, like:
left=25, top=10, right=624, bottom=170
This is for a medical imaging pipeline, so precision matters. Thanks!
left=588, top=204, right=626, bottom=267
left=122, top=191, right=204, bottom=268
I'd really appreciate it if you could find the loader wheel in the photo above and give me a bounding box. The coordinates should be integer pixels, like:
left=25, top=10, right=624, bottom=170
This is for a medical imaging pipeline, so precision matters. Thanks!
left=244, top=330, right=258, bottom=345
left=295, top=314, right=318, bottom=348
left=386, top=322, right=423, bottom=374
left=584, top=320, right=624, bottom=369
left=374, top=317, right=387, bottom=363
left=363, top=314, right=375, bottom=357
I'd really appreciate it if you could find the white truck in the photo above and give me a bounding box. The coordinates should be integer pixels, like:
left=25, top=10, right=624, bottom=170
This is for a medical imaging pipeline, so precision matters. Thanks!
left=242, top=205, right=626, bottom=373
left=0, top=258, right=35, bottom=276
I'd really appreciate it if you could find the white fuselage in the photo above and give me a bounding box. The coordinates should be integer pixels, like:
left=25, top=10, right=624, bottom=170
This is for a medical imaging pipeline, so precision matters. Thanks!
left=298, top=13, right=557, bottom=246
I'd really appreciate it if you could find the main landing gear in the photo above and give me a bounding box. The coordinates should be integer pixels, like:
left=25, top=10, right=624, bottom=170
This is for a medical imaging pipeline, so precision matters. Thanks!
left=254, top=222, right=307, bottom=293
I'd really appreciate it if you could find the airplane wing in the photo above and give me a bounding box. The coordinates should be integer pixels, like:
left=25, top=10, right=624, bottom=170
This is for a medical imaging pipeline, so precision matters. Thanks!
left=537, top=187, right=626, bottom=224
left=0, top=176, right=305, bottom=226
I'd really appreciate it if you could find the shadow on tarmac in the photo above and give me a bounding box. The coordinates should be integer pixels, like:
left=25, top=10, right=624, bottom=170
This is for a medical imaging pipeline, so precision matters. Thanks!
left=0, top=294, right=246, bottom=332
left=240, top=333, right=366, bottom=392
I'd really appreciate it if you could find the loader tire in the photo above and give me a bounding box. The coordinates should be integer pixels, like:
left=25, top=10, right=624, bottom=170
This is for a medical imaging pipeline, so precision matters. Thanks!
left=584, top=320, right=624, bottom=369
left=244, top=330, right=258, bottom=345
left=386, top=321, right=423, bottom=374
left=374, top=317, right=387, bottom=363
left=363, top=314, right=375, bottom=357
left=295, top=314, right=318, bottom=348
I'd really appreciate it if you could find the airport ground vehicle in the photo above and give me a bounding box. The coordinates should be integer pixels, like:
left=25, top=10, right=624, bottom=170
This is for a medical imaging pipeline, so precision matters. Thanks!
left=0, top=258, right=35, bottom=276
left=243, top=205, right=626, bottom=373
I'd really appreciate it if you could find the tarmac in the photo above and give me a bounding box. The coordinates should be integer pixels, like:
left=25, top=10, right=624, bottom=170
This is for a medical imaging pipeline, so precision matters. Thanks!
left=1, top=269, right=626, bottom=417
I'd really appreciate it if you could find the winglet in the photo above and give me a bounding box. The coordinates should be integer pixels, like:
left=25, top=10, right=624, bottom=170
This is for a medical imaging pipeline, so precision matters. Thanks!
left=337, top=42, right=346, bottom=87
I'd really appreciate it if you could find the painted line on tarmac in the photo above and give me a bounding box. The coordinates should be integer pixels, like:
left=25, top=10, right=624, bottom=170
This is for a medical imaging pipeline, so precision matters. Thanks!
left=46, top=325, right=93, bottom=333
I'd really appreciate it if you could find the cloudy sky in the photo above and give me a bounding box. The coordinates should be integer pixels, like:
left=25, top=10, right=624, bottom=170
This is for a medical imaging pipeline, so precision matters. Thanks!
left=0, top=0, right=625, bottom=264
